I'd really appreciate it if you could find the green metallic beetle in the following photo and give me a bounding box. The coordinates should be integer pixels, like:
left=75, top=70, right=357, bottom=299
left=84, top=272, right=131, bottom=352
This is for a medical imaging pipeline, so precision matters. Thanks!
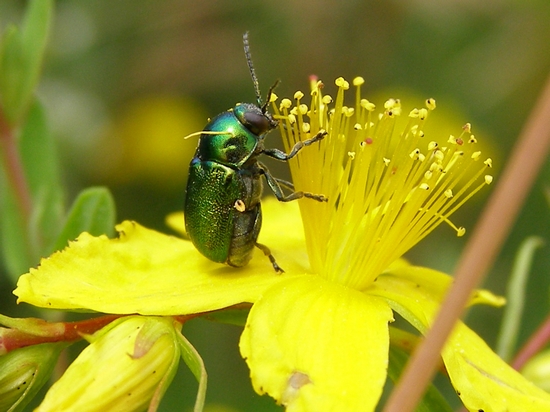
left=184, top=33, right=327, bottom=272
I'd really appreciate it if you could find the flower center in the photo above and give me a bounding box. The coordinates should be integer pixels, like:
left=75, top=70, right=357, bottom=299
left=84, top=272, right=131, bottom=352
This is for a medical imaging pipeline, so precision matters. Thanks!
left=271, top=77, right=493, bottom=290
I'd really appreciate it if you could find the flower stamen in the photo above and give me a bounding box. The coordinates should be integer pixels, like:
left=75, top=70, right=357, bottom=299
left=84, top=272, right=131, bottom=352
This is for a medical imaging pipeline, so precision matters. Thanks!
left=272, top=77, right=493, bottom=289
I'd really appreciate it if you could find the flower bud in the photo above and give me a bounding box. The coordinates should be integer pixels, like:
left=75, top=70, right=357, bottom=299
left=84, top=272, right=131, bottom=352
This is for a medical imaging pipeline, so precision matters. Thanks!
left=36, top=316, right=180, bottom=412
left=521, top=349, right=550, bottom=392
left=0, top=342, right=63, bottom=411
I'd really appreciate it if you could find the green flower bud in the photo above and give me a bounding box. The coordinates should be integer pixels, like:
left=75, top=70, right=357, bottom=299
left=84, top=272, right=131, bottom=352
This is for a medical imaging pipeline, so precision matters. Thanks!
left=36, top=316, right=181, bottom=412
left=521, top=349, right=550, bottom=392
left=0, top=343, right=64, bottom=412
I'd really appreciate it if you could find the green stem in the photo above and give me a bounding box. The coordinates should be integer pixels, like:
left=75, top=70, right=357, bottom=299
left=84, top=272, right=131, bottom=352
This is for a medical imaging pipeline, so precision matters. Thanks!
left=496, top=236, right=545, bottom=361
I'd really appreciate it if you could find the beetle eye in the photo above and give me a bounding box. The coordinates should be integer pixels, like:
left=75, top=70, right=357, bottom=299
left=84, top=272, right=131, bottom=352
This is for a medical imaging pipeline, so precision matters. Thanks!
left=242, top=111, right=270, bottom=135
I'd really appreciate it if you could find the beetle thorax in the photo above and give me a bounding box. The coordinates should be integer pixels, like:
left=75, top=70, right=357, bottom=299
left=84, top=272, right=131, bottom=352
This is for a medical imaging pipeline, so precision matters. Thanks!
left=197, top=103, right=276, bottom=167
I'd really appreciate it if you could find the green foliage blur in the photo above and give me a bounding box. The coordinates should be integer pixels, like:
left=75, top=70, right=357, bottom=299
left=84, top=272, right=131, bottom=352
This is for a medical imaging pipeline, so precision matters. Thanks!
left=1, top=1, right=550, bottom=410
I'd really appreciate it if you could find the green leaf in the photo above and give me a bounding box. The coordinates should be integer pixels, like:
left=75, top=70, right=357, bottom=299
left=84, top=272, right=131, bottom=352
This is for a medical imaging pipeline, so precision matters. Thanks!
left=53, top=187, right=116, bottom=251
left=0, top=171, right=32, bottom=280
left=0, top=99, right=64, bottom=281
left=496, top=236, right=545, bottom=361
left=387, top=346, right=454, bottom=412
left=19, top=99, right=65, bottom=256
left=0, top=25, right=24, bottom=122
left=0, top=0, right=53, bottom=124
left=176, top=329, right=206, bottom=412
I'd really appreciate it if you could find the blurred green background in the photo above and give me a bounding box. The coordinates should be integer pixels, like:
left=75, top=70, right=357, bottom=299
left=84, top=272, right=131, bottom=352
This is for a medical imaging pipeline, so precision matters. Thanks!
left=1, top=0, right=550, bottom=410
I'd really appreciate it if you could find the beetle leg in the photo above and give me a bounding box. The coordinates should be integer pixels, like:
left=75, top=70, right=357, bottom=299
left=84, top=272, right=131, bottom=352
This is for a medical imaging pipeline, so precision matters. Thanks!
left=258, top=162, right=328, bottom=203
left=263, top=130, right=327, bottom=161
left=255, top=242, right=284, bottom=273
left=274, top=177, right=294, bottom=191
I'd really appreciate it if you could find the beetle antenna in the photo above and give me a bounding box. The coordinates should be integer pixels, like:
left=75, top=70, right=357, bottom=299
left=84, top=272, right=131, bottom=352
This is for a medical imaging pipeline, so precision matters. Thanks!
left=243, top=32, right=263, bottom=108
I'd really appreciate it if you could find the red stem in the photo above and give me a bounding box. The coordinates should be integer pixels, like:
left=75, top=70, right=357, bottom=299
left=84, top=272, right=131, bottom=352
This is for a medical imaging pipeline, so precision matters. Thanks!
left=0, top=310, right=215, bottom=353
left=0, top=315, right=122, bottom=352
left=512, top=313, right=550, bottom=370
left=0, top=108, right=32, bottom=219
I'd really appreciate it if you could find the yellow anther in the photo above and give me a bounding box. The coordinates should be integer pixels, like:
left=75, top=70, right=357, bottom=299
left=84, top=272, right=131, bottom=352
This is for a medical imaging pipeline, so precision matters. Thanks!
left=444, top=189, right=453, bottom=198
left=345, top=107, right=355, bottom=117
left=322, top=95, right=333, bottom=105
left=294, top=91, right=304, bottom=100
left=280, top=98, right=292, bottom=109
left=335, top=77, right=350, bottom=89
left=409, top=149, right=420, bottom=159
left=384, top=98, right=398, bottom=109
left=361, top=99, right=375, bottom=111
left=428, top=141, right=438, bottom=151
left=353, top=77, right=365, bottom=86
left=457, top=227, right=466, bottom=237
left=485, top=175, right=493, bottom=184
left=426, top=98, right=436, bottom=110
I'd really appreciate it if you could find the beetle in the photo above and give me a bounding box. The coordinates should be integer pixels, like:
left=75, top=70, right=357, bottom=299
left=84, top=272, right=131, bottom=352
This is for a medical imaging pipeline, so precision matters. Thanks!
left=184, top=33, right=327, bottom=272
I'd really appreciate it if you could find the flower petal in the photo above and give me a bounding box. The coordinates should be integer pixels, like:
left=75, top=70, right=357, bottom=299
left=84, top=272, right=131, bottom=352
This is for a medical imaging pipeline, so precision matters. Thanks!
left=240, top=275, right=393, bottom=412
left=370, top=272, right=550, bottom=411
left=379, top=262, right=505, bottom=308
left=15, top=199, right=309, bottom=315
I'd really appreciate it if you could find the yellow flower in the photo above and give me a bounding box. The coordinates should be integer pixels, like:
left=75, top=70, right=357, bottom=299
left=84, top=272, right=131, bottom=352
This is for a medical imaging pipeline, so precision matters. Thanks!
left=14, top=77, right=550, bottom=411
